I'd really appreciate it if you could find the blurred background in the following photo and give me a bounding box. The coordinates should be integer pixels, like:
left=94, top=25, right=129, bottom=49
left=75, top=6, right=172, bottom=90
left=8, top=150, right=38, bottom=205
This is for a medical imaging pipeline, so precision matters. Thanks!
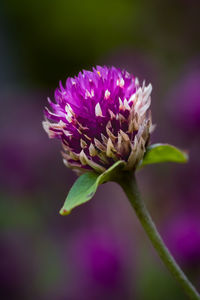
left=1, top=0, right=200, bottom=299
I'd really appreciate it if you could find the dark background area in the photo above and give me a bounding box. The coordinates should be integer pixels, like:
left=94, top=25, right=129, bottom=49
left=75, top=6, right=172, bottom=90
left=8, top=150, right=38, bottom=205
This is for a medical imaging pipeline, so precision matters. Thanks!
left=1, top=1, right=200, bottom=299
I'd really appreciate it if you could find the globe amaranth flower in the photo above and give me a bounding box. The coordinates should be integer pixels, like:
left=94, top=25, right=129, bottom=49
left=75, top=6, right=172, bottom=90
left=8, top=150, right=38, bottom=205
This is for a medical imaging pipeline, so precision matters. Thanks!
left=43, top=66, right=154, bottom=174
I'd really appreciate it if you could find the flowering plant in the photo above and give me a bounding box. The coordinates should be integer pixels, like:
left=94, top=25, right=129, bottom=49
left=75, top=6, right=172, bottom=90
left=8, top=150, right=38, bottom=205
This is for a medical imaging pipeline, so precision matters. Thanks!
left=43, top=66, right=199, bottom=299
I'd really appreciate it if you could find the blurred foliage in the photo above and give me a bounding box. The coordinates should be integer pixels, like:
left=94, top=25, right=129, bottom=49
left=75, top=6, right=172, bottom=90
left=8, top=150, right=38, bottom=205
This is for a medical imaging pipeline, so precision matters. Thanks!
left=3, top=0, right=134, bottom=86
left=3, top=0, right=200, bottom=87
left=0, top=194, right=42, bottom=230
left=137, top=244, right=187, bottom=300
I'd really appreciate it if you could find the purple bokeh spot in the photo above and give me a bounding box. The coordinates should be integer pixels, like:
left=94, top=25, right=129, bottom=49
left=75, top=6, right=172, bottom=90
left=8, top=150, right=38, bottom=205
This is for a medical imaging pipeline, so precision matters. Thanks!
left=164, top=214, right=200, bottom=266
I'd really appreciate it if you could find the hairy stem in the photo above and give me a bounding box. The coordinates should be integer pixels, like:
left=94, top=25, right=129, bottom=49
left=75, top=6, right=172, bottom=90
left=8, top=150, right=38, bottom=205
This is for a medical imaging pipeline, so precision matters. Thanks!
left=118, top=173, right=200, bottom=300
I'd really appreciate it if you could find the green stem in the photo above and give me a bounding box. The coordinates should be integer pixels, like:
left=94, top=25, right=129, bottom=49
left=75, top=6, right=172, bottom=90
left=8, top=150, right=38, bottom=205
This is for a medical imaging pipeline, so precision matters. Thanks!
left=118, top=173, right=200, bottom=300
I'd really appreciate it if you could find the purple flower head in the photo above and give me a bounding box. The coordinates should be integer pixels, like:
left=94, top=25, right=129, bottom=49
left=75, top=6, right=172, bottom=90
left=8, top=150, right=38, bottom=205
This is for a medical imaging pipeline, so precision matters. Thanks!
left=43, top=66, right=153, bottom=174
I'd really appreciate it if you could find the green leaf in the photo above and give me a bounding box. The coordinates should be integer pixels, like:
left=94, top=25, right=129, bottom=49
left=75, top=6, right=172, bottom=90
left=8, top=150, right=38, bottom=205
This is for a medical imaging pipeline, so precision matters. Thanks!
left=60, top=160, right=125, bottom=215
left=140, top=143, right=188, bottom=168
